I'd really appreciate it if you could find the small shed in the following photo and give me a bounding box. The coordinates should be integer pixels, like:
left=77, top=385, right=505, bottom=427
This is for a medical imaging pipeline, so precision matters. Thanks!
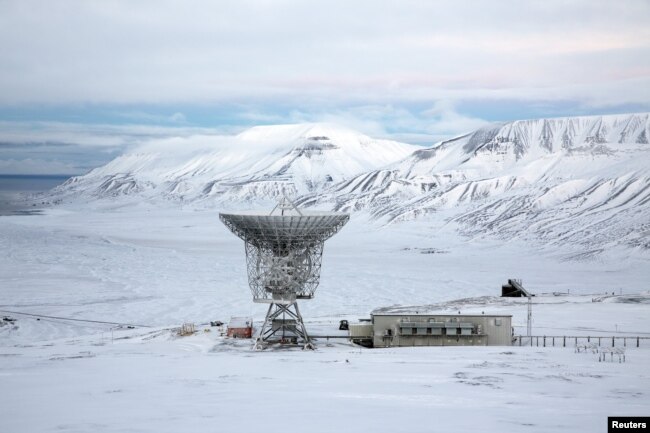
left=227, top=317, right=253, bottom=338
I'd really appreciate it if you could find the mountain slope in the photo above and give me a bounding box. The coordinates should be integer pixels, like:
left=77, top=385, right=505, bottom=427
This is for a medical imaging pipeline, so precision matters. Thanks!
left=54, top=123, right=419, bottom=204
left=297, top=113, right=650, bottom=256
left=50, top=114, right=650, bottom=256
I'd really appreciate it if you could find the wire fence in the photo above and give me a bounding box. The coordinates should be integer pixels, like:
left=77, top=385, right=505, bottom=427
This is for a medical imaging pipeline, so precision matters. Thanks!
left=514, top=335, right=650, bottom=348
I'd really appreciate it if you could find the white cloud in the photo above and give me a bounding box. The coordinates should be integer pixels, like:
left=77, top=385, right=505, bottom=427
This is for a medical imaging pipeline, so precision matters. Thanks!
left=282, top=103, right=489, bottom=145
left=0, top=121, right=224, bottom=148
left=0, top=122, right=236, bottom=174
left=0, top=1, right=647, bottom=108
left=0, top=158, right=79, bottom=175
left=421, top=101, right=489, bottom=138
left=114, top=111, right=188, bottom=124
left=0, top=1, right=648, bottom=173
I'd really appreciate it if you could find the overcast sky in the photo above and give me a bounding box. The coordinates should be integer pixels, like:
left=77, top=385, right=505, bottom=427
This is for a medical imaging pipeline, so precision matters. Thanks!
left=1, top=0, right=649, bottom=174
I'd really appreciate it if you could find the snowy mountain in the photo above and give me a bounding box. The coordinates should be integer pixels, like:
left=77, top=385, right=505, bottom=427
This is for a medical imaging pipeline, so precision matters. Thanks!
left=54, top=123, right=419, bottom=204
left=298, top=113, right=650, bottom=256
left=51, top=114, right=649, bottom=256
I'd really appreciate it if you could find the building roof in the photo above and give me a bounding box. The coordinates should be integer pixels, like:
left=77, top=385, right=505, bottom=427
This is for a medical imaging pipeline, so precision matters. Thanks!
left=228, top=317, right=252, bottom=328
left=371, top=313, right=512, bottom=318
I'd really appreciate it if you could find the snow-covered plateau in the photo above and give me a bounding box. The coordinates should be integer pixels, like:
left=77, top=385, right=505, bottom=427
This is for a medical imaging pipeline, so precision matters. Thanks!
left=1, top=114, right=649, bottom=432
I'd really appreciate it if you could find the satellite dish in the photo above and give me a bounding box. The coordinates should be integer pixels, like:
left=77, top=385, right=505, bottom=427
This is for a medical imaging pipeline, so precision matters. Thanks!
left=220, top=195, right=349, bottom=349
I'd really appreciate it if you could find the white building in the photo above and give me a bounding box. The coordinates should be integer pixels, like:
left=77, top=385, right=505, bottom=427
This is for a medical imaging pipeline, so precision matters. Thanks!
left=350, top=313, right=513, bottom=348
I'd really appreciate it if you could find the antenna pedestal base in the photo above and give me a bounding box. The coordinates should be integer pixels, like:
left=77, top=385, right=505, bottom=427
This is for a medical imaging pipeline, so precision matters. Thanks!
left=254, top=302, right=314, bottom=350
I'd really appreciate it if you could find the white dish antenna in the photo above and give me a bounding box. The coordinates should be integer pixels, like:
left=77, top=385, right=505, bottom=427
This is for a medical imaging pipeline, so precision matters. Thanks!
left=220, top=195, right=349, bottom=349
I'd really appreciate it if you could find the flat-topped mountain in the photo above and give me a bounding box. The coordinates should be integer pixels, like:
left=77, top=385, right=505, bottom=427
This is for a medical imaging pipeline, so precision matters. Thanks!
left=55, top=123, right=418, bottom=204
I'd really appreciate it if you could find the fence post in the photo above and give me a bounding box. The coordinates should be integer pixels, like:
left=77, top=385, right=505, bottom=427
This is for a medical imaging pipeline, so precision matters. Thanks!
left=598, top=337, right=601, bottom=345
left=552, top=337, right=555, bottom=346
left=587, top=336, right=590, bottom=342
left=612, top=336, right=615, bottom=347
left=624, top=338, right=626, bottom=347
left=637, top=337, right=640, bottom=348
left=536, top=337, right=539, bottom=347
left=519, top=337, right=522, bottom=346
left=563, top=336, right=566, bottom=347
left=575, top=337, right=577, bottom=346
left=543, top=336, right=546, bottom=347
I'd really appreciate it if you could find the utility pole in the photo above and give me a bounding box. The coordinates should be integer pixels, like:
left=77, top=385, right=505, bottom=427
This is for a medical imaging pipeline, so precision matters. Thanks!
left=527, top=296, right=532, bottom=338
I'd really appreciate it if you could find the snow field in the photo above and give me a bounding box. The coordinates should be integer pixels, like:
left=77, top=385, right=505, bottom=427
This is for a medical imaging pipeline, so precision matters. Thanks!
left=0, top=202, right=648, bottom=432
left=1, top=327, right=648, bottom=433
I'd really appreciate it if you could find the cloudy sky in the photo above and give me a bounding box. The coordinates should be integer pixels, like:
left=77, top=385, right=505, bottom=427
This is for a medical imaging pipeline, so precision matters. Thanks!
left=1, top=0, right=649, bottom=174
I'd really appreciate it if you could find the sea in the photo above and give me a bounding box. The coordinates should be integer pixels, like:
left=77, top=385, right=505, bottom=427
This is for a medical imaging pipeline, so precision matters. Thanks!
left=0, top=174, right=72, bottom=215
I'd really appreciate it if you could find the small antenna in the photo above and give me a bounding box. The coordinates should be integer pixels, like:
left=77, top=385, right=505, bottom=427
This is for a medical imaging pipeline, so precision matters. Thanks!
left=270, top=189, right=303, bottom=216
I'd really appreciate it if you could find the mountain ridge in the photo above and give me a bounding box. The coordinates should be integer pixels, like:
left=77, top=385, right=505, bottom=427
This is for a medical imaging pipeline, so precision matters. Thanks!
left=296, top=113, right=649, bottom=256
left=54, top=122, right=419, bottom=204
left=50, top=114, right=650, bottom=257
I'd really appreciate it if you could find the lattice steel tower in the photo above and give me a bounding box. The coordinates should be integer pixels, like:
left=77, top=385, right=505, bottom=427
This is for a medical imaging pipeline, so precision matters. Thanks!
left=219, top=197, right=349, bottom=349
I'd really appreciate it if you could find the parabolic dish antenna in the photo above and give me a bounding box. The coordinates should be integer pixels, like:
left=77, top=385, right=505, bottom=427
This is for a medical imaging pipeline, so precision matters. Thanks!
left=220, top=196, right=349, bottom=349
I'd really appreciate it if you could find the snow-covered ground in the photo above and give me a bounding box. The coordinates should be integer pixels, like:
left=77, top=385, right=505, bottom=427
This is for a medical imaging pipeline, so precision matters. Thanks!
left=2, top=326, right=649, bottom=433
left=1, top=202, right=649, bottom=432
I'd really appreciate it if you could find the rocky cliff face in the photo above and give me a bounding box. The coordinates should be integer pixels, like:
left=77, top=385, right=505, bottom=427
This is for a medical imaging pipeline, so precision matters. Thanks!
left=298, top=114, right=650, bottom=256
